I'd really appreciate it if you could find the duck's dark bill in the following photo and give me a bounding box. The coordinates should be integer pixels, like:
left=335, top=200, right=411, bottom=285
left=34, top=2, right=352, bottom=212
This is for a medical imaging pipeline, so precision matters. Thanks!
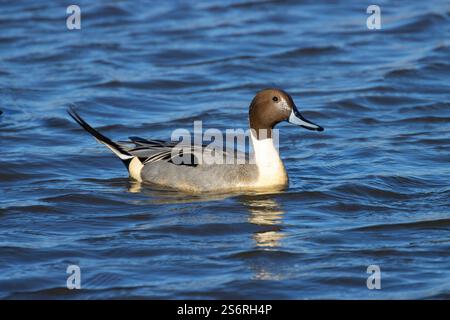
left=288, top=108, right=324, bottom=131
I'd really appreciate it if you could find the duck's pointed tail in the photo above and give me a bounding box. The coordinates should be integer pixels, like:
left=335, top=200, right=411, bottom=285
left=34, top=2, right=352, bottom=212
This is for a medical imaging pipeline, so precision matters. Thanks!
left=68, top=107, right=134, bottom=167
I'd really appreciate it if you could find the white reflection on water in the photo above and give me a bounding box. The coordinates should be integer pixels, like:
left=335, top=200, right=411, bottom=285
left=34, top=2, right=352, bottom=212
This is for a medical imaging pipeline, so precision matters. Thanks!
left=246, top=197, right=285, bottom=248
left=243, top=196, right=288, bottom=281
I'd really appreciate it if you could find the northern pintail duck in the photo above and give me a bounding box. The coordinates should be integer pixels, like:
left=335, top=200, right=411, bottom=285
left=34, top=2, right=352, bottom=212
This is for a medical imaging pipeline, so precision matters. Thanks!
left=69, top=88, right=323, bottom=193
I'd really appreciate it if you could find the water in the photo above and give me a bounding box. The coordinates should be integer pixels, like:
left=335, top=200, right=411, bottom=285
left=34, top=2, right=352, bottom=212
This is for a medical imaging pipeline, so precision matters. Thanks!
left=0, top=0, right=449, bottom=299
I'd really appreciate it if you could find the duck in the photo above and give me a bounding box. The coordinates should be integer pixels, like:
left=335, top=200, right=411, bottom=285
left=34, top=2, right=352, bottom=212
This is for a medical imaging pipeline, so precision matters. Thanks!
left=68, top=88, right=323, bottom=193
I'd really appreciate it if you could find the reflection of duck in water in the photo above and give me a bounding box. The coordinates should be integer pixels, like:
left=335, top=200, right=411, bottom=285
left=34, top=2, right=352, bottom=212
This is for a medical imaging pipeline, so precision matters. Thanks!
left=242, top=196, right=288, bottom=281
left=127, top=179, right=246, bottom=205
left=128, top=180, right=142, bottom=193
left=245, top=197, right=285, bottom=248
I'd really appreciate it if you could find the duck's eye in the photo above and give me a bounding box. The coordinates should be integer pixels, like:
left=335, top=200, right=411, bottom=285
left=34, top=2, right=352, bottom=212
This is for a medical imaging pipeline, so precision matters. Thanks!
left=272, top=96, right=279, bottom=102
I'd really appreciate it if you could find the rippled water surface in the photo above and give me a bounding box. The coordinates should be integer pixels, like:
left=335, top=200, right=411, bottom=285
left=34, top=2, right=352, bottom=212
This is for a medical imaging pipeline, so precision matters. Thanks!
left=1, top=0, right=450, bottom=299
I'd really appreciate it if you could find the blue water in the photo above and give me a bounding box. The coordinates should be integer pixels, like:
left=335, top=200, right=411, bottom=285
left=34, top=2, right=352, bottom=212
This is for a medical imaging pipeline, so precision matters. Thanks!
left=0, top=0, right=449, bottom=299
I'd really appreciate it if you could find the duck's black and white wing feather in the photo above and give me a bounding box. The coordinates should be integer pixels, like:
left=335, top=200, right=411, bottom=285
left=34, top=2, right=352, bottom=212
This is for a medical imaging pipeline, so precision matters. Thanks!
left=69, top=107, right=244, bottom=168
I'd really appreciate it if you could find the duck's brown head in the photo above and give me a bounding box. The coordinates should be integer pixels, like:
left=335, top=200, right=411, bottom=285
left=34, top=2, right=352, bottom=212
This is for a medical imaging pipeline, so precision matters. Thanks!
left=249, top=88, right=323, bottom=139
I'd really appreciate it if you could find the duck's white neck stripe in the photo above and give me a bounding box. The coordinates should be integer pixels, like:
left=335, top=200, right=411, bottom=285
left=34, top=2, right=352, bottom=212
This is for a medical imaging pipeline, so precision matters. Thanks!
left=250, top=130, right=287, bottom=185
left=250, top=131, right=287, bottom=187
left=250, top=132, right=278, bottom=165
